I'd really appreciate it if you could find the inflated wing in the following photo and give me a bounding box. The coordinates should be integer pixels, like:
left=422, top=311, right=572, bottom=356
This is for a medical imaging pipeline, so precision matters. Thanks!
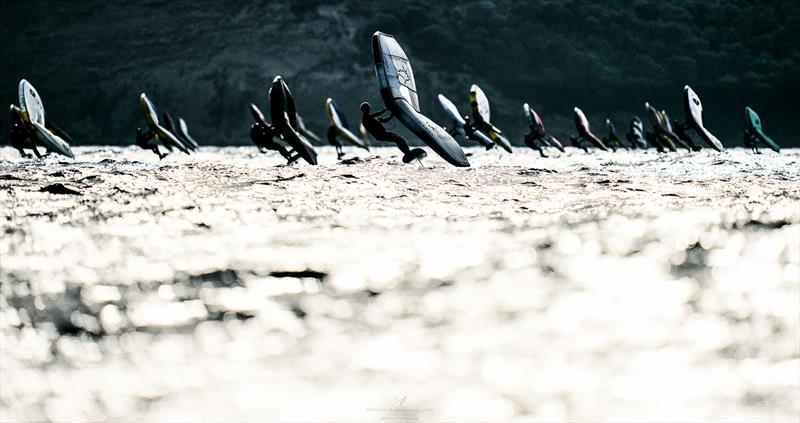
left=372, top=31, right=469, bottom=167
left=139, top=93, right=189, bottom=154
left=162, top=112, right=194, bottom=151
left=524, top=104, right=564, bottom=151
left=18, top=79, right=45, bottom=127
left=683, top=85, right=724, bottom=151
left=438, top=94, right=465, bottom=128
left=45, top=118, right=73, bottom=144
left=326, top=98, right=368, bottom=149
left=469, top=84, right=512, bottom=152
left=32, top=121, right=74, bottom=158
left=573, top=107, right=608, bottom=151
left=644, top=102, right=678, bottom=151
left=296, top=114, right=321, bottom=143
left=250, top=103, right=268, bottom=125
left=268, top=76, right=318, bottom=165
left=18, top=79, right=75, bottom=158
left=523, top=103, right=545, bottom=132
left=659, top=109, right=690, bottom=150
left=745, top=107, right=780, bottom=152
left=470, top=85, right=491, bottom=123
left=178, top=118, right=200, bottom=150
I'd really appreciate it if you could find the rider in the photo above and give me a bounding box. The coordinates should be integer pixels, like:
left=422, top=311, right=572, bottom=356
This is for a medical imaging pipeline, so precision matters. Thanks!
left=136, top=128, right=167, bottom=159
left=602, top=119, right=627, bottom=152
left=570, top=135, right=589, bottom=153
left=672, top=118, right=702, bottom=151
left=326, top=126, right=345, bottom=159
left=463, top=115, right=494, bottom=150
left=250, top=117, right=294, bottom=162
left=360, top=102, right=411, bottom=156
left=523, top=119, right=548, bottom=158
left=743, top=130, right=760, bottom=154
left=644, top=131, right=665, bottom=153
left=9, top=105, right=42, bottom=158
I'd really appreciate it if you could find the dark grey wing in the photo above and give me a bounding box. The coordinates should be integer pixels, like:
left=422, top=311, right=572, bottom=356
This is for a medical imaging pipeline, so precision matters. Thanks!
left=372, top=32, right=469, bottom=167
left=269, top=76, right=317, bottom=165
left=178, top=118, right=200, bottom=149
left=45, top=118, right=74, bottom=144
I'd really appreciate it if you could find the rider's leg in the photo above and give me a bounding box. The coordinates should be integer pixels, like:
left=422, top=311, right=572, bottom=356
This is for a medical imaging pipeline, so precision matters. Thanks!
left=275, top=145, right=293, bottom=160
left=572, top=136, right=588, bottom=153
left=383, top=132, right=411, bottom=155
left=537, top=143, right=548, bottom=158
left=529, top=137, right=547, bottom=157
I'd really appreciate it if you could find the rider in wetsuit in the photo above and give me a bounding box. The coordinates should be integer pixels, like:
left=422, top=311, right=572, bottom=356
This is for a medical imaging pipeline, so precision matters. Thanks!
left=570, top=135, right=589, bottom=153
left=360, top=102, right=412, bottom=156
left=742, top=125, right=769, bottom=154
left=602, top=119, right=629, bottom=152
left=672, top=118, right=702, bottom=151
left=462, top=116, right=494, bottom=150
left=644, top=131, right=665, bottom=152
left=326, top=126, right=345, bottom=159
left=250, top=115, right=295, bottom=162
left=523, top=120, right=549, bottom=158
left=743, top=130, right=759, bottom=154
left=9, top=105, right=43, bottom=158
left=135, top=127, right=168, bottom=159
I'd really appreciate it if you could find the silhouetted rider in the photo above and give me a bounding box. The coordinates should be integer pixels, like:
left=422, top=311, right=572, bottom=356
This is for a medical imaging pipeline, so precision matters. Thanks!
left=570, top=135, right=588, bottom=153
left=645, top=131, right=664, bottom=153
left=743, top=131, right=760, bottom=154
left=326, top=126, right=345, bottom=159
left=250, top=118, right=293, bottom=161
left=672, top=118, right=702, bottom=151
left=463, top=116, right=494, bottom=150
left=523, top=121, right=548, bottom=157
left=524, top=132, right=548, bottom=158
left=360, top=102, right=411, bottom=155
left=136, top=128, right=167, bottom=159
left=462, top=115, right=476, bottom=138
left=9, top=106, right=41, bottom=158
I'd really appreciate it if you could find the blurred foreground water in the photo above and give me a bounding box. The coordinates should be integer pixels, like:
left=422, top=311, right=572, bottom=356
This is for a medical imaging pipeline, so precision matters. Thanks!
left=1, top=146, right=798, bottom=422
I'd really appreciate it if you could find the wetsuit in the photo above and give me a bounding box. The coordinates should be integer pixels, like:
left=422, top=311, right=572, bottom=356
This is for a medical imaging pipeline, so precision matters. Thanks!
left=603, top=121, right=629, bottom=151
left=463, top=116, right=494, bottom=149
left=9, top=107, right=42, bottom=158
left=570, top=135, right=589, bottom=153
left=361, top=108, right=411, bottom=155
left=250, top=120, right=293, bottom=161
left=672, top=119, right=702, bottom=151
left=524, top=126, right=548, bottom=157
left=743, top=131, right=760, bottom=154
left=136, top=128, right=167, bottom=159
left=645, top=131, right=664, bottom=152
left=327, top=126, right=344, bottom=159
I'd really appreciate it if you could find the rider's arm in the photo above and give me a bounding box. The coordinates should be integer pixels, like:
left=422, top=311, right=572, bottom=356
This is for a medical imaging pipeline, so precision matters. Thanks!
left=370, top=108, right=390, bottom=118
